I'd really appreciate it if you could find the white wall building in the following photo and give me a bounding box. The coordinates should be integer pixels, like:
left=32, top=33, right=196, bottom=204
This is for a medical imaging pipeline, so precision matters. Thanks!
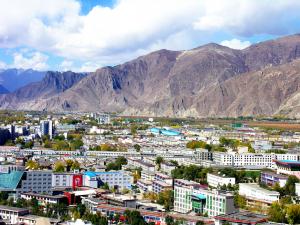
left=207, top=173, right=235, bottom=188
left=239, top=183, right=280, bottom=204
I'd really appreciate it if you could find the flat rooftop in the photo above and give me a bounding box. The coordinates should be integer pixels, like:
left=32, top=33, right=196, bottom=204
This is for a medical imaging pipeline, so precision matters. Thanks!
left=0, top=205, right=29, bottom=212
left=215, top=211, right=268, bottom=224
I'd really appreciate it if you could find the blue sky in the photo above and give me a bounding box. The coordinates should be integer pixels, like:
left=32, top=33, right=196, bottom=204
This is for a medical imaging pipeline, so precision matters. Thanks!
left=0, top=0, right=300, bottom=72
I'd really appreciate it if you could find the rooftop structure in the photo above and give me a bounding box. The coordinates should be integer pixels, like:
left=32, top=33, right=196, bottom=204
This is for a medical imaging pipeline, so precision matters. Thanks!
left=214, top=211, right=268, bottom=225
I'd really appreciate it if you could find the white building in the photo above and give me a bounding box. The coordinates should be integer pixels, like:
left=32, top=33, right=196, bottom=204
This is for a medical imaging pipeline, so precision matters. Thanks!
left=239, top=183, right=280, bottom=204
left=52, top=172, right=74, bottom=188
left=84, top=171, right=133, bottom=190
left=213, top=152, right=299, bottom=168
left=0, top=206, right=29, bottom=224
left=173, top=179, right=235, bottom=217
left=39, top=120, right=53, bottom=139
left=207, top=173, right=235, bottom=188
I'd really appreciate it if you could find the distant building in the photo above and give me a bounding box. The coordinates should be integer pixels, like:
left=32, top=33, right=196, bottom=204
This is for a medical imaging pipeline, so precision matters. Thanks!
left=0, top=170, right=53, bottom=199
left=97, top=114, right=111, bottom=124
left=21, top=192, right=68, bottom=206
left=160, top=161, right=176, bottom=175
left=274, top=160, right=300, bottom=179
left=150, top=127, right=181, bottom=136
left=207, top=173, right=236, bottom=188
left=239, top=183, right=280, bottom=212
left=0, top=205, right=29, bottom=224
left=260, top=171, right=288, bottom=187
left=52, top=172, right=83, bottom=190
left=252, top=140, right=272, bottom=152
left=18, top=215, right=60, bottom=225
left=174, top=179, right=235, bottom=217
left=84, top=171, right=133, bottom=190
left=0, top=128, right=11, bottom=145
left=40, top=120, right=53, bottom=139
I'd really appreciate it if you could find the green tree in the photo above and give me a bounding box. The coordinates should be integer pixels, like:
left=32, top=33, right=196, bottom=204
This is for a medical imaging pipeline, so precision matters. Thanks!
left=133, top=144, right=141, bottom=152
left=196, top=221, right=205, bottom=225
left=30, top=198, right=40, bottom=215
left=186, top=140, right=207, bottom=149
left=70, top=139, right=84, bottom=150
left=284, top=176, right=300, bottom=196
left=24, top=141, right=34, bottom=149
left=102, top=182, right=110, bottom=190
left=44, top=140, right=52, bottom=148
left=65, top=159, right=74, bottom=171
left=234, top=194, right=246, bottom=209
left=165, top=216, right=174, bottom=225
left=155, top=156, right=164, bottom=170
left=287, top=204, right=300, bottom=224
left=130, top=125, right=138, bottom=135
left=26, top=160, right=40, bottom=170
left=157, top=190, right=174, bottom=211
left=71, top=160, right=80, bottom=171
left=268, top=201, right=287, bottom=223
left=54, top=161, right=65, bottom=172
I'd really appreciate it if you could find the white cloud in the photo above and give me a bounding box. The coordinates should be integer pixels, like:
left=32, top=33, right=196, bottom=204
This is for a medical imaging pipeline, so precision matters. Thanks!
left=0, top=0, right=300, bottom=67
left=0, top=61, right=7, bottom=69
left=12, top=51, right=49, bottom=70
left=78, top=62, right=101, bottom=72
left=193, top=0, right=300, bottom=36
left=59, top=60, right=74, bottom=71
left=220, top=39, right=251, bottom=50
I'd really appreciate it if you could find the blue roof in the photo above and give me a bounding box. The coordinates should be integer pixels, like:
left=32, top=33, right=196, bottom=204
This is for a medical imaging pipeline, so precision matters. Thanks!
left=0, top=171, right=24, bottom=190
left=84, top=171, right=123, bottom=177
left=280, top=160, right=300, bottom=164
left=150, top=127, right=181, bottom=136
left=192, top=193, right=206, bottom=200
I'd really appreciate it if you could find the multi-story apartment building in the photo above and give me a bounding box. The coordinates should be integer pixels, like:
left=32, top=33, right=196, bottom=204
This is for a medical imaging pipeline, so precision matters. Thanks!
left=151, top=172, right=173, bottom=194
left=260, top=171, right=288, bottom=187
left=20, top=192, right=68, bottom=206
left=213, top=152, right=300, bottom=168
left=192, top=189, right=235, bottom=217
left=174, top=179, right=235, bottom=217
left=0, top=205, right=29, bottom=224
left=52, top=172, right=83, bottom=189
left=174, top=179, right=201, bottom=214
left=40, top=120, right=53, bottom=139
left=83, top=171, right=133, bottom=190
left=137, top=179, right=153, bottom=192
left=273, top=160, right=300, bottom=179
left=160, top=161, right=176, bottom=175
left=207, top=173, right=235, bottom=188
left=141, top=170, right=155, bottom=181
left=19, top=170, right=53, bottom=195
left=154, top=172, right=172, bottom=185
left=193, top=149, right=213, bottom=161
left=127, top=158, right=155, bottom=172
left=152, top=180, right=172, bottom=194
left=239, top=183, right=280, bottom=212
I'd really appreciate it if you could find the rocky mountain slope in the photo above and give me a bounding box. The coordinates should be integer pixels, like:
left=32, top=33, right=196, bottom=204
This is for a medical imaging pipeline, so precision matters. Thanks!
left=0, top=69, right=45, bottom=92
left=0, top=85, right=9, bottom=94
left=2, top=34, right=300, bottom=118
left=0, top=71, right=86, bottom=109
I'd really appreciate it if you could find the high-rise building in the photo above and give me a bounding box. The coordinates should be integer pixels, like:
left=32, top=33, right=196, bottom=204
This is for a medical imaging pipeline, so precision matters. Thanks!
left=40, top=120, right=53, bottom=139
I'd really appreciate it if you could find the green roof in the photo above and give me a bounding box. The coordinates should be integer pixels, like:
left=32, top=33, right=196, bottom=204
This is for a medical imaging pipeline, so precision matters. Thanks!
left=0, top=171, right=24, bottom=190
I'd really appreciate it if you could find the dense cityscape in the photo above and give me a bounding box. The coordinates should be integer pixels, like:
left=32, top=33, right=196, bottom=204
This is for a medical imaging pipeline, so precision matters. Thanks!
left=2, top=0, right=300, bottom=224
left=0, top=112, right=300, bottom=224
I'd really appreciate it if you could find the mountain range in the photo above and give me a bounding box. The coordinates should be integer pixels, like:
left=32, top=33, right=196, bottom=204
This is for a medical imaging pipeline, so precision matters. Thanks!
left=0, top=69, right=46, bottom=92
left=2, top=34, right=300, bottom=118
